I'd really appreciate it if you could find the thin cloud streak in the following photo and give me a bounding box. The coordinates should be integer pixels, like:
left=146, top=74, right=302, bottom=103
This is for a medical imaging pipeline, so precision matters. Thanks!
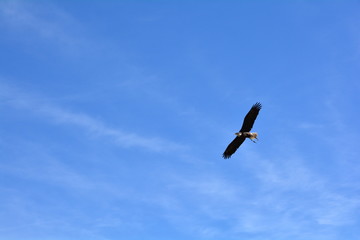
left=0, top=82, right=186, bottom=153
left=149, top=146, right=360, bottom=239
left=0, top=0, right=80, bottom=46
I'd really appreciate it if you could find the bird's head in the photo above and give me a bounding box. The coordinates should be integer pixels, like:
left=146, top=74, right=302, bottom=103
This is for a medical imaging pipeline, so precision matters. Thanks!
left=234, top=132, right=242, bottom=136
left=249, top=132, right=258, bottom=139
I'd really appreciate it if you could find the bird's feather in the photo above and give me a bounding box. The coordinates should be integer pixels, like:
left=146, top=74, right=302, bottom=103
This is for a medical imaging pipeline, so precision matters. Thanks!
left=222, top=102, right=262, bottom=159
left=239, top=102, right=261, bottom=132
left=222, top=136, right=246, bottom=159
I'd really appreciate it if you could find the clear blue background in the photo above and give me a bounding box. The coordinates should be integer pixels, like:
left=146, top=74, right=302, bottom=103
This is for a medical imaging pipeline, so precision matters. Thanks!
left=1, top=1, right=359, bottom=240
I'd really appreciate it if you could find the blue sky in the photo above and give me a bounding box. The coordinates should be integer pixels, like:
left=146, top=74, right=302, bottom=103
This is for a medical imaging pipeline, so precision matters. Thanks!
left=1, top=1, right=360, bottom=239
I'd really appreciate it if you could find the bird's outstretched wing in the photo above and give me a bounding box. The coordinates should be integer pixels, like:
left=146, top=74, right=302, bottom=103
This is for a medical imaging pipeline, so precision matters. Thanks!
left=223, top=135, right=246, bottom=159
left=239, top=102, right=262, bottom=132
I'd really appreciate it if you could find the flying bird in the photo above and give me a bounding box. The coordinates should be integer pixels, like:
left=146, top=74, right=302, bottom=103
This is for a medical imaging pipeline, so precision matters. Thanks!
left=223, top=102, right=262, bottom=159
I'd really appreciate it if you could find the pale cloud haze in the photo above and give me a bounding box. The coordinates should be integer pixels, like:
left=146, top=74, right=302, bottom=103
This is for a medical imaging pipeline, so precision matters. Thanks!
left=1, top=1, right=360, bottom=240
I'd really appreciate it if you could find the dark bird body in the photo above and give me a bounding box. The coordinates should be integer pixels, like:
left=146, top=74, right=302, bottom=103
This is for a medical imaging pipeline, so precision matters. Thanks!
left=223, top=102, right=262, bottom=159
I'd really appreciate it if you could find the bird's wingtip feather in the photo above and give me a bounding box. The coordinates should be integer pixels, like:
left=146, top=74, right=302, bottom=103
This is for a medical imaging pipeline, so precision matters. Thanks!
left=222, top=154, right=231, bottom=159
left=253, top=102, right=262, bottom=110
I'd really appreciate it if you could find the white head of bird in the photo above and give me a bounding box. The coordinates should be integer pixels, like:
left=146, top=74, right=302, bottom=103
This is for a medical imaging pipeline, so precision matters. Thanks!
left=235, top=132, right=258, bottom=141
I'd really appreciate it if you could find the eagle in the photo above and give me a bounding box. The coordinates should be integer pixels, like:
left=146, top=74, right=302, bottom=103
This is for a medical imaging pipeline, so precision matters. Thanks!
left=223, top=102, right=262, bottom=159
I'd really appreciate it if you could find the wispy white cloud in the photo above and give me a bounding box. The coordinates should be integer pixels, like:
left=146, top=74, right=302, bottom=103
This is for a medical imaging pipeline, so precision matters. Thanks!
left=0, top=82, right=186, bottom=153
left=0, top=148, right=93, bottom=191
left=0, top=0, right=84, bottom=51
left=142, top=143, right=360, bottom=239
left=0, top=139, right=154, bottom=238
